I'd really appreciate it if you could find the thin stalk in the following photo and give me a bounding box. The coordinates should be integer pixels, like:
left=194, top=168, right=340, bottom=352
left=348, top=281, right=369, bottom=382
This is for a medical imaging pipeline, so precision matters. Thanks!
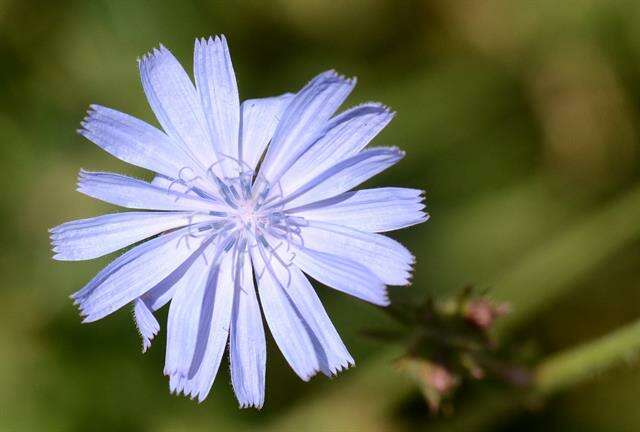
left=427, top=318, right=640, bottom=432
left=536, top=319, right=640, bottom=395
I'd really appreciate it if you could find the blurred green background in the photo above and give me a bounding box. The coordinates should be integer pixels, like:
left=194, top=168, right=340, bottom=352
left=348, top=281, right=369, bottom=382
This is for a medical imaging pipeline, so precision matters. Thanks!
left=2, top=0, right=640, bottom=430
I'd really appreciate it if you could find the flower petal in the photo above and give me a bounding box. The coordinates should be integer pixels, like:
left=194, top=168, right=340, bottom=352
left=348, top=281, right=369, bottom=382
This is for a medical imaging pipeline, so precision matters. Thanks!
left=280, top=103, right=394, bottom=195
left=77, top=170, right=227, bottom=212
left=292, top=247, right=388, bottom=306
left=167, top=248, right=235, bottom=402
left=138, top=45, right=218, bottom=172
left=230, top=250, right=266, bottom=408
left=297, top=220, right=414, bottom=286
left=164, top=241, right=218, bottom=377
left=239, top=93, right=294, bottom=171
left=259, top=71, right=355, bottom=183
left=79, top=105, right=200, bottom=181
left=289, top=187, right=428, bottom=232
left=137, top=269, right=179, bottom=312
left=134, top=298, right=160, bottom=353
left=194, top=36, right=241, bottom=176
left=73, top=226, right=210, bottom=322
left=281, top=147, right=404, bottom=210
left=251, top=244, right=353, bottom=380
left=50, top=211, right=215, bottom=261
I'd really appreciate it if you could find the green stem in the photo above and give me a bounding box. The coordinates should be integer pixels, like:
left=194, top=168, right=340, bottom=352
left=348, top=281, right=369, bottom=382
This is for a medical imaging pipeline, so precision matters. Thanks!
left=427, top=319, right=640, bottom=432
left=535, top=319, right=640, bottom=395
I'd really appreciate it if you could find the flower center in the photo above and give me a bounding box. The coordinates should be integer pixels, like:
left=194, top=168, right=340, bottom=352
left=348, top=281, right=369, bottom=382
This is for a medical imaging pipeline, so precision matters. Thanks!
left=177, top=166, right=307, bottom=259
left=234, top=197, right=258, bottom=230
left=208, top=170, right=285, bottom=237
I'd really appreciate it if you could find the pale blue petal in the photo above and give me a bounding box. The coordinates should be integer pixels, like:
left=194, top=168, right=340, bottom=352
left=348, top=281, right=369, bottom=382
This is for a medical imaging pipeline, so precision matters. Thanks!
left=194, top=36, right=240, bottom=176
left=289, top=187, right=428, bottom=232
left=280, top=103, right=394, bottom=195
left=239, top=93, right=294, bottom=171
left=50, top=211, right=215, bottom=261
left=138, top=45, right=218, bottom=172
left=292, top=247, right=389, bottom=306
left=137, top=267, right=180, bottom=312
left=79, top=105, right=199, bottom=181
left=259, top=71, right=355, bottom=183
left=281, top=147, right=404, bottom=210
left=77, top=170, right=228, bottom=212
left=298, top=220, right=414, bottom=286
left=73, top=226, right=211, bottom=322
left=250, top=248, right=315, bottom=379
left=168, top=250, right=235, bottom=402
left=134, top=298, right=160, bottom=353
left=131, top=251, right=193, bottom=352
left=251, top=244, right=354, bottom=380
left=230, top=250, right=266, bottom=408
left=164, top=241, right=217, bottom=377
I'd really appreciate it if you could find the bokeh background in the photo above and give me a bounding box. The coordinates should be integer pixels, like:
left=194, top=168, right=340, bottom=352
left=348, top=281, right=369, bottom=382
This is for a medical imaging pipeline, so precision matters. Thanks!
left=2, top=0, right=640, bottom=430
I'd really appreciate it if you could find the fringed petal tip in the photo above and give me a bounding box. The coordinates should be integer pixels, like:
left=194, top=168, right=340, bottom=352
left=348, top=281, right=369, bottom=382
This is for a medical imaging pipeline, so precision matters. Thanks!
left=327, top=357, right=356, bottom=378
left=71, top=296, right=105, bottom=324
left=137, top=44, right=170, bottom=66
left=370, top=146, right=406, bottom=161
left=167, top=373, right=208, bottom=404
left=238, top=401, right=264, bottom=410
left=352, top=101, right=396, bottom=117
left=79, top=311, right=94, bottom=324
left=383, top=262, right=414, bottom=288
left=69, top=291, right=82, bottom=302
left=194, top=34, right=228, bottom=48
left=298, top=356, right=356, bottom=382
left=417, top=190, right=428, bottom=208
left=375, top=293, right=391, bottom=307
left=76, top=168, right=93, bottom=184
left=49, top=236, right=66, bottom=258
left=312, top=69, right=357, bottom=89
left=75, top=171, right=90, bottom=193
left=402, top=257, right=417, bottom=286
left=74, top=301, right=94, bottom=323
left=400, top=259, right=417, bottom=287
left=76, top=106, right=100, bottom=136
left=51, top=252, right=65, bottom=262
left=84, top=105, right=98, bottom=120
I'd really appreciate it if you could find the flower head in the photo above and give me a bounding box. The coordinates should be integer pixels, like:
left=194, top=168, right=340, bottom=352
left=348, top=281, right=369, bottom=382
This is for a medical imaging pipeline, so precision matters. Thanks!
left=50, top=35, right=428, bottom=408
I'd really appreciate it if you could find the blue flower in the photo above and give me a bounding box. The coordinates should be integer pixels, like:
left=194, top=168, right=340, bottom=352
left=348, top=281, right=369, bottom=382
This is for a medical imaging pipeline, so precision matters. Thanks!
left=50, top=36, right=428, bottom=408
